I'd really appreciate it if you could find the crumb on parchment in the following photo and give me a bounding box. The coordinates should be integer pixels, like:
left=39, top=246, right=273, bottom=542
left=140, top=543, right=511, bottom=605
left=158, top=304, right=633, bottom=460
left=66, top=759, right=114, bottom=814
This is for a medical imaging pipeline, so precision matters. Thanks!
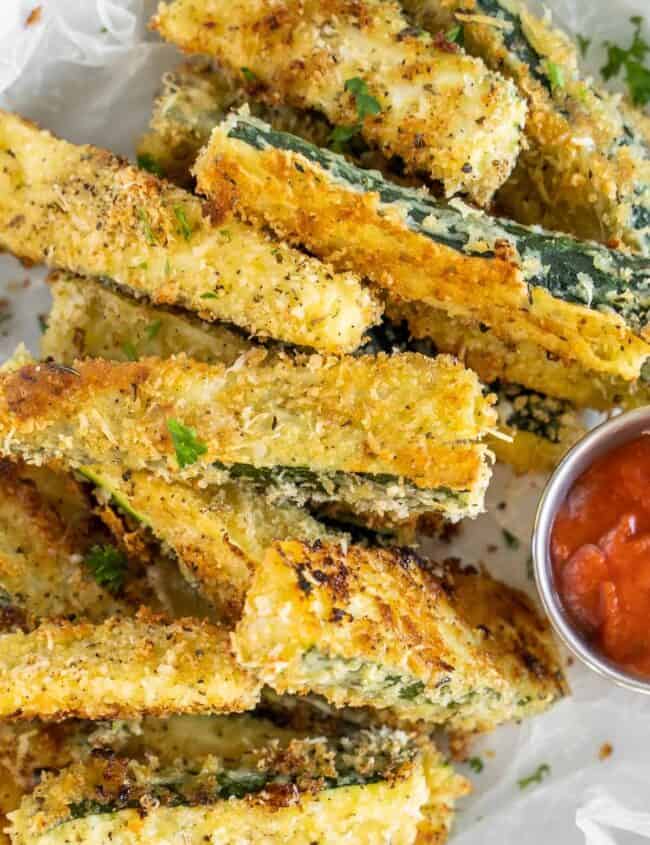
left=25, top=6, right=42, bottom=27
left=599, top=742, right=613, bottom=761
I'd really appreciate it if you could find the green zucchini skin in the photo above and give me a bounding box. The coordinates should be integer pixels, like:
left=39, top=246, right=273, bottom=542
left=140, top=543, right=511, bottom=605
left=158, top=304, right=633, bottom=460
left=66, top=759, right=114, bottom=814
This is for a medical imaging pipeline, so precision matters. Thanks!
left=471, top=0, right=650, bottom=251
left=225, top=114, right=650, bottom=332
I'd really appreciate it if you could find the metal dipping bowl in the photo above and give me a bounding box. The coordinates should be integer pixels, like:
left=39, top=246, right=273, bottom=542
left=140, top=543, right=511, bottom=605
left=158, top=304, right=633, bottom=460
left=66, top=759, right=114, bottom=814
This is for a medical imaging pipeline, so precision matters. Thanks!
left=532, top=406, right=650, bottom=694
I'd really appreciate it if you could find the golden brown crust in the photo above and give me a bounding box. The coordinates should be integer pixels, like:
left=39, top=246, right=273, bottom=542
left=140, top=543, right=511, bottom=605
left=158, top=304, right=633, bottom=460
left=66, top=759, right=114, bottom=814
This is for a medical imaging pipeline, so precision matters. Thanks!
left=234, top=540, right=566, bottom=732
left=0, top=609, right=260, bottom=721
left=0, top=352, right=494, bottom=498
left=196, top=126, right=650, bottom=381
left=0, top=110, right=380, bottom=354
left=153, top=0, right=527, bottom=204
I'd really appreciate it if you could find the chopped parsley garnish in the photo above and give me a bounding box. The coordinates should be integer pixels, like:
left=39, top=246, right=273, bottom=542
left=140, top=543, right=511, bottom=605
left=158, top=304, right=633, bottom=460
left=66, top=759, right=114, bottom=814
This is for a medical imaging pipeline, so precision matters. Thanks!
left=330, top=77, right=382, bottom=150
left=345, top=77, right=382, bottom=120
left=241, top=66, right=257, bottom=83
left=220, top=229, right=232, bottom=242
left=136, top=153, right=164, bottom=178
left=468, top=756, right=484, bottom=773
left=130, top=260, right=148, bottom=270
left=329, top=123, right=363, bottom=150
left=502, top=528, right=520, bottom=550
left=399, top=680, right=425, bottom=700
left=121, top=341, right=138, bottom=362
left=577, top=34, right=591, bottom=58
left=167, top=418, right=208, bottom=469
left=136, top=208, right=157, bottom=245
left=601, top=16, right=650, bottom=106
left=445, top=24, right=463, bottom=44
left=38, top=314, right=48, bottom=333
left=200, top=291, right=219, bottom=299
left=145, top=320, right=162, bottom=341
left=517, top=763, right=550, bottom=789
left=83, top=545, right=128, bottom=594
left=173, top=205, right=193, bottom=241
left=545, top=61, right=565, bottom=92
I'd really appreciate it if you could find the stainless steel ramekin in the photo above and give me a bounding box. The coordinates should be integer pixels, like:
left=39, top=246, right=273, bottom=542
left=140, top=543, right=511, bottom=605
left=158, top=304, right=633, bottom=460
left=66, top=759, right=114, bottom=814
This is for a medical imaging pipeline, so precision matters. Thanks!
left=532, top=406, right=650, bottom=693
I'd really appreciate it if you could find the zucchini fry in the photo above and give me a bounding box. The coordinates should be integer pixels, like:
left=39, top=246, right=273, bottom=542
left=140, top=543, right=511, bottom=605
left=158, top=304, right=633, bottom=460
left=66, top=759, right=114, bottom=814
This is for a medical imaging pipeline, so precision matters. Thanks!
left=195, top=113, right=650, bottom=382
left=9, top=729, right=468, bottom=845
left=0, top=610, right=260, bottom=721
left=0, top=352, right=496, bottom=523
left=234, top=541, right=567, bottom=733
left=137, top=59, right=333, bottom=188
left=152, top=0, right=527, bottom=204
left=0, top=110, right=380, bottom=355
left=402, top=0, right=650, bottom=254
left=391, top=298, right=650, bottom=410
left=82, top=465, right=339, bottom=622
left=43, top=272, right=251, bottom=366
left=0, top=460, right=134, bottom=630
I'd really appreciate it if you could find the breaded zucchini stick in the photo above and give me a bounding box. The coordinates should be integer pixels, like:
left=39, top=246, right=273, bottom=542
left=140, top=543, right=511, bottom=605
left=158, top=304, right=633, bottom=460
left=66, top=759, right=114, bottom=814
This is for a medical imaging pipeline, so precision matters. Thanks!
left=82, top=465, right=338, bottom=622
left=0, top=352, right=496, bottom=523
left=392, top=298, right=650, bottom=410
left=0, top=110, right=380, bottom=355
left=43, top=272, right=251, bottom=366
left=234, top=541, right=567, bottom=733
left=0, top=461, right=135, bottom=630
left=137, top=58, right=333, bottom=188
left=402, top=0, right=650, bottom=253
left=9, top=729, right=468, bottom=845
left=152, top=0, right=527, bottom=204
left=195, top=113, right=650, bottom=382
left=0, top=610, right=260, bottom=721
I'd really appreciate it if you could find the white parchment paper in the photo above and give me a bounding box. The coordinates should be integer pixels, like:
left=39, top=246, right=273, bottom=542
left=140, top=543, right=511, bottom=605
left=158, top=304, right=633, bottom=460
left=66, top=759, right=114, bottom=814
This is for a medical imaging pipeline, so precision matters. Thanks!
left=0, top=1, right=648, bottom=842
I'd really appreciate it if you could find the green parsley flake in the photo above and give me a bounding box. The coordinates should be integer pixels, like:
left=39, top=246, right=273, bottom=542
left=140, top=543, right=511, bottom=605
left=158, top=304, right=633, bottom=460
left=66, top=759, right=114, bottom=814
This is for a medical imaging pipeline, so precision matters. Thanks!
left=145, top=320, right=162, bottom=341
left=344, top=77, right=382, bottom=121
left=329, top=123, right=362, bottom=151
left=121, top=341, right=138, bottom=362
left=136, top=208, right=157, bottom=246
left=241, top=67, right=257, bottom=82
left=468, top=756, right=484, bottom=774
left=167, top=418, right=208, bottom=469
left=576, top=34, right=591, bottom=58
left=38, top=314, right=48, bottom=333
left=200, top=291, right=219, bottom=299
left=545, top=61, right=565, bottom=92
left=173, top=205, right=193, bottom=241
left=220, top=229, right=233, bottom=242
left=518, top=763, right=551, bottom=790
left=83, top=545, right=128, bottom=594
left=601, top=16, right=650, bottom=106
left=446, top=24, right=463, bottom=44
left=136, top=153, right=164, bottom=178
left=502, top=528, right=520, bottom=550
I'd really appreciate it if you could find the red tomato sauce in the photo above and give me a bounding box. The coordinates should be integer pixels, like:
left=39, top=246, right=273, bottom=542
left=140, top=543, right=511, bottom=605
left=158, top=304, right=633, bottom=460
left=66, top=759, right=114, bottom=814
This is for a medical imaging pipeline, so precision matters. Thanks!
left=551, top=434, right=650, bottom=678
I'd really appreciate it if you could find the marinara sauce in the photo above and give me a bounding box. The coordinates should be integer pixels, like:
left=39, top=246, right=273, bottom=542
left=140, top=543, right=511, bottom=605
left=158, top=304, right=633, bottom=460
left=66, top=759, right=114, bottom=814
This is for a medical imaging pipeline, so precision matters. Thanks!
left=551, top=434, right=650, bottom=678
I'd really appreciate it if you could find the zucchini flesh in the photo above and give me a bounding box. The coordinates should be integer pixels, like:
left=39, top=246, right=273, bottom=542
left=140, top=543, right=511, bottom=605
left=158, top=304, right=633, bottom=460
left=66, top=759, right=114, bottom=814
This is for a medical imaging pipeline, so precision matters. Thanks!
left=80, top=465, right=339, bottom=623
left=402, top=0, right=650, bottom=253
left=0, top=110, right=381, bottom=355
left=0, top=352, right=495, bottom=523
left=152, top=0, right=527, bottom=205
left=9, top=729, right=467, bottom=845
left=234, top=541, right=567, bottom=733
left=196, top=113, right=650, bottom=381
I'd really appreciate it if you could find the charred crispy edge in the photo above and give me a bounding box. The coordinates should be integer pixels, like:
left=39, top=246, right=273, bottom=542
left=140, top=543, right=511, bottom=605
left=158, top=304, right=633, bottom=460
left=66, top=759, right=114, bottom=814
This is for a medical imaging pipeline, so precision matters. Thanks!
left=234, top=540, right=566, bottom=730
